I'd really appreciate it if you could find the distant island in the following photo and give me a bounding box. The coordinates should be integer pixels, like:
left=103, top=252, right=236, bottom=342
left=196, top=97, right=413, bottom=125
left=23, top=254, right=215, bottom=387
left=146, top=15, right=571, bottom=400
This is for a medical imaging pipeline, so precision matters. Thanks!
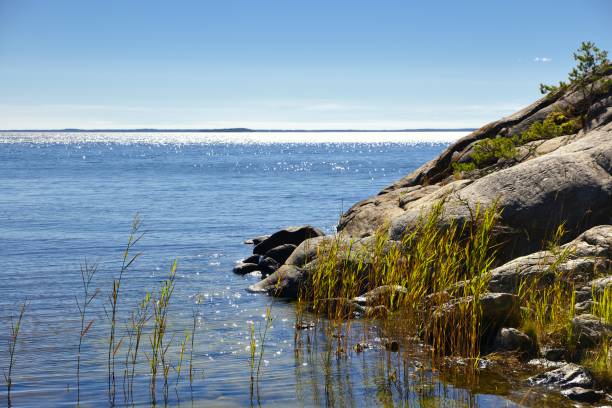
left=0, top=128, right=477, bottom=133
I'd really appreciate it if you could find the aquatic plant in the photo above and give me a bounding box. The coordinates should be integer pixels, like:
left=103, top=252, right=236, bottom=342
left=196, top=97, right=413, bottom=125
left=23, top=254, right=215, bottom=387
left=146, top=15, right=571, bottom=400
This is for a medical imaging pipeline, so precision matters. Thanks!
left=4, top=301, right=26, bottom=408
left=107, top=215, right=143, bottom=405
left=123, top=292, right=150, bottom=404
left=301, top=200, right=500, bottom=361
left=148, top=260, right=177, bottom=405
left=518, top=224, right=577, bottom=349
left=75, top=260, right=99, bottom=405
left=189, top=309, right=197, bottom=388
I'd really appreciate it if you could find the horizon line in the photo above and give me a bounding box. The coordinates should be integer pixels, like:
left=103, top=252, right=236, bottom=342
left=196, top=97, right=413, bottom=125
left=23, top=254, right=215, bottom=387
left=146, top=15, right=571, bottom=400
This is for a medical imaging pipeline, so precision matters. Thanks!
left=0, top=127, right=477, bottom=133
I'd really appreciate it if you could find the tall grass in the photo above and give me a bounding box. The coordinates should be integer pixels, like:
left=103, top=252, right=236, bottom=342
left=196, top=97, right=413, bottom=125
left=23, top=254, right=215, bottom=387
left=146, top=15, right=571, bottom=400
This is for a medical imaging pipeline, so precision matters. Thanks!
left=189, top=309, right=198, bottom=388
left=586, top=283, right=612, bottom=385
left=148, top=260, right=177, bottom=405
left=301, top=200, right=500, bottom=360
left=518, top=224, right=576, bottom=350
left=107, top=215, right=143, bottom=405
left=76, top=260, right=98, bottom=405
left=249, top=305, right=274, bottom=405
left=123, top=292, right=150, bottom=405
left=4, top=302, right=26, bottom=408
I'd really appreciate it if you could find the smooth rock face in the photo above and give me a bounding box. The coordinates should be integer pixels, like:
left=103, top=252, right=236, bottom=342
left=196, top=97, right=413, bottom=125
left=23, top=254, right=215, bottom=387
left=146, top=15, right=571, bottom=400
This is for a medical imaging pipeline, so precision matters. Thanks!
left=492, top=328, right=535, bottom=355
left=527, top=363, right=594, bottom=389
left=487, top=225, right=612, bottom=294
left=570, top=314, right=612, bottom=348
left=390, top=128, right=612, bottom=260
left=263, top=244, right=297, bottom=264
left=337, top=80, right=612, bottom=261
left=253, top=225, right=325, bottom=255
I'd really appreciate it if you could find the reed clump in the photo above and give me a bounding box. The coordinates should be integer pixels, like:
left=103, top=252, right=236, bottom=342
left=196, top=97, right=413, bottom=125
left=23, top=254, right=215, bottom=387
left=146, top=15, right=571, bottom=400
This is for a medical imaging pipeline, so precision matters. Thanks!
left=300, top=200, right=501, bottom=360
left=148, top=260, right=178, bottom=405
left=107, top=215, right=143, bottom=405
left=583, top=284, right=612, bottom=387
left=518, top=224, right=577, bottom=350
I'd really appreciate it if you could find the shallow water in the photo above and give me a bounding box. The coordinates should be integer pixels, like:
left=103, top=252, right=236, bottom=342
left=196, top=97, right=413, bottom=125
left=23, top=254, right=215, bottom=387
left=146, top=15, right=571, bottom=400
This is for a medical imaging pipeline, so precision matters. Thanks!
left=0, top=132, right=569, bottom=407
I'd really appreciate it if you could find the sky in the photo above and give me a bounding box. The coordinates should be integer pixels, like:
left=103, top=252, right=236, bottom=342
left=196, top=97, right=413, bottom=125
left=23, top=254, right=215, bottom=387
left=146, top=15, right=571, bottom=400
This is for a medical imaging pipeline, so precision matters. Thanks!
left=0, top=0, right=610, bottom=130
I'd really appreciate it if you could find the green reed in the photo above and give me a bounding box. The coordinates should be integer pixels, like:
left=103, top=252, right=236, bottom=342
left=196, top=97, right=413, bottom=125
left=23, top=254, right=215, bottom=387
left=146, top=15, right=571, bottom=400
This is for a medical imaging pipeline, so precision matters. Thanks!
left=518, top=224, right=576, bottom=349
left=107, top=215, right=143, bottom=405
left=76, top=260, right=98, bottom=406
left=148, top=260, right=178, bottom=405
left=300, top=200, right=500, bottom=361
left=123, top=292, right=150, bottom=405
left=4, top=301, right=26, bottom=408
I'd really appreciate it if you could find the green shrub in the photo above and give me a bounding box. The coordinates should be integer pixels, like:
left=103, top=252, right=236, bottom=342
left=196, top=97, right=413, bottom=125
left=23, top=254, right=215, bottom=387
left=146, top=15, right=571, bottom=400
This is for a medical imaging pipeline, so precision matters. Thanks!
left=451, top=162, right=476, bottom=174
left=471, top=137, right=517, bottom=167
left=520, top=111, right=579, bottom=143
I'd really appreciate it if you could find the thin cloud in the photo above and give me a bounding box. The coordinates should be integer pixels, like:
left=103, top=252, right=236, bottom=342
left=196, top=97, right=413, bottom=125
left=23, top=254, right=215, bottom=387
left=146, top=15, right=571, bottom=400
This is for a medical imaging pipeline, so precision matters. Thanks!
left=533, top=57, right=552, bottom=63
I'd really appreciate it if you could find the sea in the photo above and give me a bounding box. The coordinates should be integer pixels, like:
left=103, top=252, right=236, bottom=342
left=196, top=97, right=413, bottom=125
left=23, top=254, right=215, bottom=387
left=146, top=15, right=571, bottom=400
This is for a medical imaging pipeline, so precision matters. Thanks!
left=0, top=131, right=566, bottom=407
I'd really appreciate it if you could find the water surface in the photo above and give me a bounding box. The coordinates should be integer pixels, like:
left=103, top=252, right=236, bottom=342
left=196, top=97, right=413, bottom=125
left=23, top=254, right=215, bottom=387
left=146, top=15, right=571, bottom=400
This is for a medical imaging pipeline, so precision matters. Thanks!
left=0, top=132, right=567, bottom=407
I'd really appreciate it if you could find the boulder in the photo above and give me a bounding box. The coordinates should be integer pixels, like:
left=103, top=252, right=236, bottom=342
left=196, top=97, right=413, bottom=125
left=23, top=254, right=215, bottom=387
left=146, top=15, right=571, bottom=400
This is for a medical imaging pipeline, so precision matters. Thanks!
left=430, top=293, right=521, bottom=343
left=258, top=257, right=280, bottom=278
left=242, top=254, right=261, bottom=265
left=338, top=76, right=612, bottom=248
left=253, top=225, right=324, bottom=255
left=247, top=264, right=306, bottom=298
left=244, top=235, right=270, bottom=245
left=560, top=387, right=604, bottom=403
left=263, top=244, right=297, bottom=265
left=232, top=262, right=260, bottom=275
left=540, top=346, right=567, bottom=362
left=352, top=285, right=408, bottom=309
left=285, top=236, right=334, bottom=267
left=491, top=328, right=535, bottom=356
left=487, top=225, right=612, bottom=294
left=390, top=127, right=612, bottom=261
left=570, top=314, right=612, bottom=348
left=527, top=363, right=594, bottom=389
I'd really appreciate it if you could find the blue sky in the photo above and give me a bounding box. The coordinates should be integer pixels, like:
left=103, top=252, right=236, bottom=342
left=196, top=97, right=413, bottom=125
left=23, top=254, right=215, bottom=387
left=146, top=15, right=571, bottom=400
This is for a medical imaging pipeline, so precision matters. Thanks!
left=0, top=0, right=610, bottom=129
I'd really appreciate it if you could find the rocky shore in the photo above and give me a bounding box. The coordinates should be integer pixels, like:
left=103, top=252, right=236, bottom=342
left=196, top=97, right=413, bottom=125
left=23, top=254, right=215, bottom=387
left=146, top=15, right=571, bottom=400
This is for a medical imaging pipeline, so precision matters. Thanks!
left=235, top=66, right=612, bottom=403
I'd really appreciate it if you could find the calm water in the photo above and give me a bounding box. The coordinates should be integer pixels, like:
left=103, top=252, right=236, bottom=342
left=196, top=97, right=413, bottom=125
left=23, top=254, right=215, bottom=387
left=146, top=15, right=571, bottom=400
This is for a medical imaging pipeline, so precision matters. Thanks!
left=0, top=132, right=564, bottom=407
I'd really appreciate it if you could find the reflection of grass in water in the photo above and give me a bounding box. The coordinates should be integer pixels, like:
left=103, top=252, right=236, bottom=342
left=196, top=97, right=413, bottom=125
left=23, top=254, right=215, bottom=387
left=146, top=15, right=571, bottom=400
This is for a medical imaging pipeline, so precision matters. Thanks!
left=292, top=317, right=478, bottom=407
left=249, top=304, right=273, bottom=406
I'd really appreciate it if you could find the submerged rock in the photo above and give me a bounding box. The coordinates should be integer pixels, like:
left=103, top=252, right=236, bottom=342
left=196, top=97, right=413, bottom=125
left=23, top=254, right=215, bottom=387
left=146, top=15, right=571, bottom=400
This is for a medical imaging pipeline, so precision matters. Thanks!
left=527, top=363, right=594, bottom=389
left=560, top=387, right=604, bottom=403
left=253, top=225, right=324, bottom=255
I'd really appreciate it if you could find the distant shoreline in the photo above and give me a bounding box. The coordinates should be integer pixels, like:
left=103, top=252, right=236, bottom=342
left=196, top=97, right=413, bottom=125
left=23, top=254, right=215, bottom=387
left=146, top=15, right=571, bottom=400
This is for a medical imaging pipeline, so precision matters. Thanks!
left=0, top=128, right=476, bottom=133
